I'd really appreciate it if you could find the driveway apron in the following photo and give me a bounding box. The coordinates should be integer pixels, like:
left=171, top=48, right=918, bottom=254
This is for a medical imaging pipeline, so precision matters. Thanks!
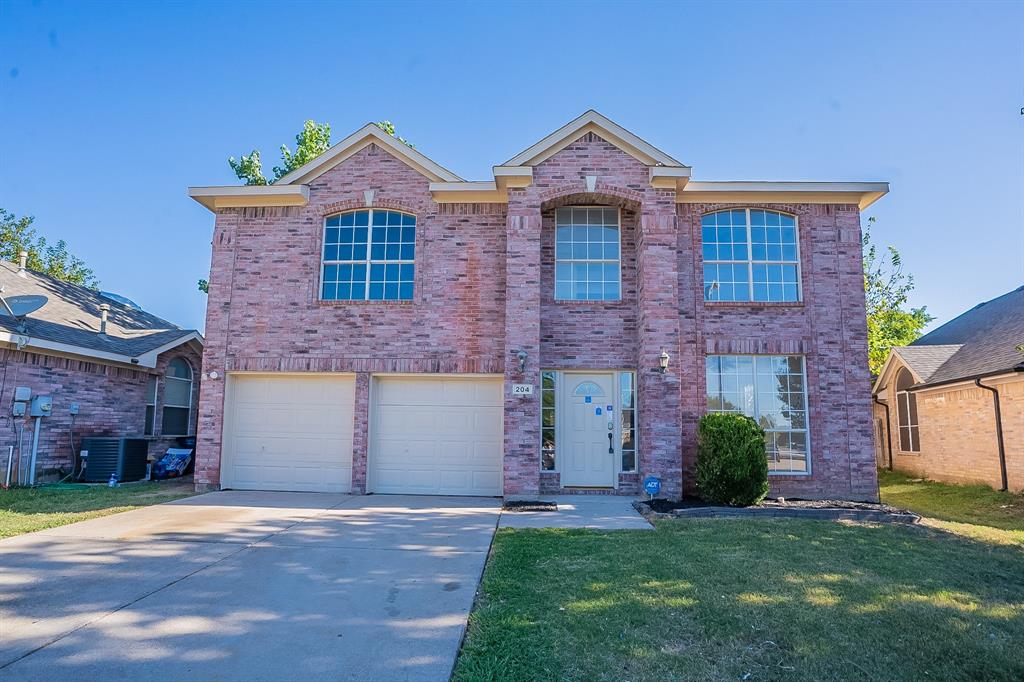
left=0, top=492, right=500, bottom=681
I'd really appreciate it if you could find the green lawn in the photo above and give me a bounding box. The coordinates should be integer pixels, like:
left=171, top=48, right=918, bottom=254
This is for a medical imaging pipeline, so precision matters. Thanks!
left=457, top=511, right=1024, bottom=680
left=0, top=480, right=195, bottom=538
left=879, top=469, right=1024, bottom=545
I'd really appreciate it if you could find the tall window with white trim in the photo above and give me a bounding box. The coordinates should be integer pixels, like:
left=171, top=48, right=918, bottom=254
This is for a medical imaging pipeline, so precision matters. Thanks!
left=895, top=369, right=920, bottom=452
left=554, top=207, right=621, bottom=301
left=706, top=355, right=810, bottom=474
left=322, top=209, right=416, bottom=301
left=702, top=209, right=801, bottom=302
left=162, top=358, right=193, bottom=437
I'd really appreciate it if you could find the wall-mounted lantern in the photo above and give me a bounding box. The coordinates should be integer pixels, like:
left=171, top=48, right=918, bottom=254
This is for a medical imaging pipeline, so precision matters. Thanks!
left=515, top=350, right=528, bottom=373
left=659, top=350, right=670, bottom=374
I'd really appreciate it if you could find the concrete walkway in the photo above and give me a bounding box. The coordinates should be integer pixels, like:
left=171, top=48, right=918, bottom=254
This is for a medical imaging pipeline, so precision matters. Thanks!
left=0, top=491, right=500, bottom=682
left=499, top=495, right=652, bottom=530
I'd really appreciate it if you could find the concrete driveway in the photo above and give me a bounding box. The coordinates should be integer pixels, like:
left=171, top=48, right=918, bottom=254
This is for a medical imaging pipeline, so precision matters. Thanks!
left=0, top=491, right=500, bottom=681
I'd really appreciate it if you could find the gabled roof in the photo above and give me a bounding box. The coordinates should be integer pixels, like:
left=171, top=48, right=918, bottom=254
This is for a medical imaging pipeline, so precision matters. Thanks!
left=0, top=261, right=202, bottom=368
left=189, top=111, right=888, bottom=210
left=276, top=123, right=463, bottom=185
left=874, top=284, right=1024, bottom=393
left=501, top=109, right=688, bottom=168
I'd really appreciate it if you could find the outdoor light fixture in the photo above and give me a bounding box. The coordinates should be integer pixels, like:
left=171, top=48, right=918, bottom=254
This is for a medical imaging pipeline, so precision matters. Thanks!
left=515, top=350, right=528, bottom=373
left=659, top=350, right=670, bottom=373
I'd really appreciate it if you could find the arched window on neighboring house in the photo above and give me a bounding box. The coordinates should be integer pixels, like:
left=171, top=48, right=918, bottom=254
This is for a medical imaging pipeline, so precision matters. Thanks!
left=895, top=368, right=920, bottom=452
left=162, top=358, right=193, bottom=436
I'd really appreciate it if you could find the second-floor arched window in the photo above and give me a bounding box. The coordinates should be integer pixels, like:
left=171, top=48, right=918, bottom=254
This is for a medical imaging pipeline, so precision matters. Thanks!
left=702, top=209, right=801, bottom=302
left=321, top=209, right=416, bottom=301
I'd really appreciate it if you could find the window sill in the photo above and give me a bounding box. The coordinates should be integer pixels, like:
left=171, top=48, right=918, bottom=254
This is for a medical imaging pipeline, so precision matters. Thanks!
left=553, top=299, right=625, bottom=305
left=768, top=471, right=812, bottom=478
left=318, top=299, right=414, bottom=306
left=896, top=450, right=921, bottom=456
left=704, top=300, right=804, bottom=309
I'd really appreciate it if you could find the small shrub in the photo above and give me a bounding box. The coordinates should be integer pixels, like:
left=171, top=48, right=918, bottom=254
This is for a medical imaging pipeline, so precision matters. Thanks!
left=695, top=413, right=769, bottom=506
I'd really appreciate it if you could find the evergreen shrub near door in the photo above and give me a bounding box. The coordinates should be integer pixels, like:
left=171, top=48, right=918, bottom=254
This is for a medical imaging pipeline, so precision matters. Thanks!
left=696, top=413, right=769, bottom=506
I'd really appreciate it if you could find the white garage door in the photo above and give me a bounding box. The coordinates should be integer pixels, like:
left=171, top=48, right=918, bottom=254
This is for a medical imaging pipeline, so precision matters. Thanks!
left=371, top=376, right=503, bottom=496
left=222, top=374, right=354, bottom=493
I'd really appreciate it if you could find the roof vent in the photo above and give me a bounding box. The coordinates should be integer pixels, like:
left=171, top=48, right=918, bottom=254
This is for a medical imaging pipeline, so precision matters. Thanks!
left=17, top=251, right=27, bottom=277
left=99, top=303, right=110, bottom=336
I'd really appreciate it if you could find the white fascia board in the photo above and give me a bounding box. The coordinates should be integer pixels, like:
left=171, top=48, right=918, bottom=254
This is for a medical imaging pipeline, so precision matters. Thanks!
left=275, top=124, right=463, bottom=186
left=429, top=181, right=505, bottom=203
left=188, top=185, right=310, bottom=212
left=0, top=332, right=150, bottom=368
left=680, top=181, right=889, bottom=210
left=133, top=331, right=205, bottom=367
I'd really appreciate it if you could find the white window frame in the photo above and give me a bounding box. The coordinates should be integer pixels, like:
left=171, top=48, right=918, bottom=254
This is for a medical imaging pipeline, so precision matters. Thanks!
left=895, top=370, right=920, bottom=453
left=554, top=206, right=623, bottom=302
left=320, top=209, right=416, bottom=302
left=705, top=354, right=812, bottom=476
left=161, top=359, right=193, bottom=437
left=144, top=375, right=158, bottom=436
left=702, top=208, right=803, bottom=303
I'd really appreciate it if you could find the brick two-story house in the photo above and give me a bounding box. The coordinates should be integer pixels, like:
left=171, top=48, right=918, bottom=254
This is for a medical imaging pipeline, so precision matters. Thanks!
left=189, top=111, right=886, bottom=500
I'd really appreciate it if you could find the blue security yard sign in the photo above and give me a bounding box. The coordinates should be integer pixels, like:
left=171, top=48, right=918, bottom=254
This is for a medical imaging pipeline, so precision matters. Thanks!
left=643, top=476, right=661, bottom=498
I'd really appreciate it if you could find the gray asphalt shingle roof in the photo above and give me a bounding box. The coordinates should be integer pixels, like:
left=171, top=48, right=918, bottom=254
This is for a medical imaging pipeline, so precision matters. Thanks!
left=0, top=261, right=200, bottom=358
left=902, top=284, right=1024, bottom=387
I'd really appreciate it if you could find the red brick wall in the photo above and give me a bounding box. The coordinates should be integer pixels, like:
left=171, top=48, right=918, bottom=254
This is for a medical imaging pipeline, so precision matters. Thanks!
left=196, top=134, right=878, bottom=500
left=0, top=344, right=201, bottom=482
left=680, top=202, right=877, bottom=501
left=875, top=372, right=1024, bottom=491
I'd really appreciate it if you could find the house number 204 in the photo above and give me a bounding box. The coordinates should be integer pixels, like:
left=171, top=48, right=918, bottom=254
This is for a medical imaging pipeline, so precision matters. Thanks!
left=511, top=384, right=534, bottom=395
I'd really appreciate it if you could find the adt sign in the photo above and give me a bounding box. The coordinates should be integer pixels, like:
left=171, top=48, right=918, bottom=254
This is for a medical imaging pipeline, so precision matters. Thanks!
left=643, top=476, right=661, bottom=497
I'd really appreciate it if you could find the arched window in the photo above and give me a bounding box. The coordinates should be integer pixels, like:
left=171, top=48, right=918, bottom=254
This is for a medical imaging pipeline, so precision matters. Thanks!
left=162, top=358, right=193, bottom=436
left=321, top=209, right=416, bottom=301
left=702, top=209, right=800, bottom=302
left=895, top=369, right=920, bottom=452
left=573, top=381, right=605, bottom=397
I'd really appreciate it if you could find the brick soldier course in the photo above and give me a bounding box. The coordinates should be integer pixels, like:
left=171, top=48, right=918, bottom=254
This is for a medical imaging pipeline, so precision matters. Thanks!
left=190, top=111, right=887, bottom=501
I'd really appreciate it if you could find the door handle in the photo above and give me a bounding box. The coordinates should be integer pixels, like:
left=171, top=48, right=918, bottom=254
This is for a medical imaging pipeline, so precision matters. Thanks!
left=608, top=431, right=614, bottom=454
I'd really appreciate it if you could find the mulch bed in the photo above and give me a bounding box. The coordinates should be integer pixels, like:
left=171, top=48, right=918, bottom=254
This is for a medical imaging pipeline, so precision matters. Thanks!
left=502, top=500, right=558, bottom=512
left=636, top=497, right=919, bottom=524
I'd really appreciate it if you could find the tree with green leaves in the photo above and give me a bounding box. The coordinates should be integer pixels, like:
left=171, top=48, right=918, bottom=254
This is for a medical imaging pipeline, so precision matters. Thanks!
left=863, top=216, right=933, bottom=376
left=228, top=120, right=413, bottom=186
left=0, top=208, right=97, bottom=287
left=207, top=120, right=414, bottom=292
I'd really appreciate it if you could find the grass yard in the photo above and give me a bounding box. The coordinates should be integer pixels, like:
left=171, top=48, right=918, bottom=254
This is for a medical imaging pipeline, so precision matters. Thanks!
left=879, top=469, right=1024, bottom=546
left=0, top=480, right=195, bottom=538
left=456, top=519, right=1023, bottom=681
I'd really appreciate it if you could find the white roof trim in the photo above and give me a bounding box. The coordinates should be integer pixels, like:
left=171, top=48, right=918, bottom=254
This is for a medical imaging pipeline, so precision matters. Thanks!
left=680, top=181, right=889, bottom=210
left=188, top=185, right=309, bottom=211
left=503, top=110, right=687, bottom=168
left=133, top=331, right=205, bottom=367
left=276, top=123, right=462, bottom=186
left=0, top=330, right=201, bottom=369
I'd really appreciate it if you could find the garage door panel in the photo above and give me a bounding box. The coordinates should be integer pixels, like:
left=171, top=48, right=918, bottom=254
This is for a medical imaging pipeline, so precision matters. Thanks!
left=224, top=375, right=354, bottom=493
left=371, top=377, right=502, bottom=496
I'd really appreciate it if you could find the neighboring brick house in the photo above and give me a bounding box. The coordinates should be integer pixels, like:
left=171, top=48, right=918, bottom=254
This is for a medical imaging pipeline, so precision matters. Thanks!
left=872, top=285, right=1024, bottom=491
left=189, top=111, right=887, bottom=500
left=0, top=259, right=203, bottom=483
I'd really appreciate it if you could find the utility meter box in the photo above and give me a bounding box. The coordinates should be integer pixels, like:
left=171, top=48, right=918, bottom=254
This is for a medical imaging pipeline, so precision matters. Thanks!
left=29, top=395, right=53, bottom=417
left=13, top=386, right=31, bottom=402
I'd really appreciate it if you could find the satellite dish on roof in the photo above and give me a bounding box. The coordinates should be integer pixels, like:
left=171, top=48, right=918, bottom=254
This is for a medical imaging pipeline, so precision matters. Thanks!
left=0, top=294, right=48, bottom=318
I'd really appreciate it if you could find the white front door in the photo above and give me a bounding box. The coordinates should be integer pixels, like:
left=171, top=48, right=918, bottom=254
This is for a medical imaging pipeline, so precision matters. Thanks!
left=560, top=373, right=616, bottom=487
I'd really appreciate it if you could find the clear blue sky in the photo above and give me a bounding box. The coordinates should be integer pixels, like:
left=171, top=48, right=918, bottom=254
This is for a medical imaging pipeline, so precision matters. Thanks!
left=2, top=0, right=1021, bottom=333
